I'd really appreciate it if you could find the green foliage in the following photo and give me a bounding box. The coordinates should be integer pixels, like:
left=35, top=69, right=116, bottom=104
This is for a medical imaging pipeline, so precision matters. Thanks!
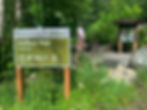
left=22, top=0, right=91, bottom=26
left=0, top=58, right=138, bottom=110
left=138, top=25, right=147, bottom=47
left=87, top=0, right=142, bottom=44
left=64, top=57, right=136, bottom=110
left=0, top=70, right=62, bottom=110
left=0, top=0, right=15, bottom=78
left=139, top=0, right=147, bottom=19
left=135, top=68, right=147, bottom=98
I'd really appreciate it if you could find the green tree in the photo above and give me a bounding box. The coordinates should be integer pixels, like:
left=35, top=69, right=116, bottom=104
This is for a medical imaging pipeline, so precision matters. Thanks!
left=0, top=0, right=15, bottom=78
left=140, top=0, right=147, bottom=19
left=22, top=0, right=91, bottom=27
left=88, top=0, right=142, bottom=44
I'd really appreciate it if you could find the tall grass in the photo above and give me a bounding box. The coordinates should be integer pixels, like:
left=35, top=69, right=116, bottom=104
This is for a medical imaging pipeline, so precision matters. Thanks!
left=0, top=56, right=145, bottom=110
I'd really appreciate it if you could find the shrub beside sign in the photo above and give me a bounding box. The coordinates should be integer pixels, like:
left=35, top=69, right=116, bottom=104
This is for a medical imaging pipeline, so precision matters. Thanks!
left=13, top=28, right=70, bottom=68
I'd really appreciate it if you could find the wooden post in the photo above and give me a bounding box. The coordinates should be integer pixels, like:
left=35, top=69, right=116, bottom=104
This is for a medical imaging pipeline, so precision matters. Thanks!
left=132, top=41, right=138, bottom=52
left=64, top=67, right=70, bottom=100
left=132, top=26, right=139, bottom=52
left=16, top=67, right=23, bottom=102
left=118, top=41, right=123, bottom=53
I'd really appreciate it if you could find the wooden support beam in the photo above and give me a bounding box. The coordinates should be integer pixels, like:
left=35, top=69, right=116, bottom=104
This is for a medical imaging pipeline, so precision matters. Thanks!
left=132, top=26, right=139, bottom=52
left=118, top=41, right=123, bottom=53
left=64, top=67, right=71, bottom=100
left=16, top=67, right=23, bottom=102
left=132, top=41, right=138, bottom=52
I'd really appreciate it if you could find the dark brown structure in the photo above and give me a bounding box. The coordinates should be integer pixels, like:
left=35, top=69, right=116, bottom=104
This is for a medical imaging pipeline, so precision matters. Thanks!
left=116, top=19, right=141, bottom=52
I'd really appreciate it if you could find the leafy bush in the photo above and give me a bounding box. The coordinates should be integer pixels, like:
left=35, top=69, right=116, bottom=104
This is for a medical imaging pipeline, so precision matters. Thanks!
left=56, top=57, right=136, bottom=110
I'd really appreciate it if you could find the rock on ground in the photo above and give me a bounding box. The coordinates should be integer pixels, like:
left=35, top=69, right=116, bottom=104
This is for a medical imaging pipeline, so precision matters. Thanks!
left=130, top=48, right=147, bottom=68
left=108, top=65, right=136, bottom=84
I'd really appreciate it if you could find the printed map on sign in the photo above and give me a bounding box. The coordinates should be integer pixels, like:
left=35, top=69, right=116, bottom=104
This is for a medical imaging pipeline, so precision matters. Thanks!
left=13, top=28, right=70, bottom=67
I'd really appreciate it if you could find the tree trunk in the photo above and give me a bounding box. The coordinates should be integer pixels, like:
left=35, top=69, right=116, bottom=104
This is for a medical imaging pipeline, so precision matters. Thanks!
left=0, top=0, right=4, bottom=44
left=15, top=0, right=22, bottom=25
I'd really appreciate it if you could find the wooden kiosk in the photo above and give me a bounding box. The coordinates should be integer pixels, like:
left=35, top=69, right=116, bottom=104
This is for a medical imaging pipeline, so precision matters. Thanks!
left=116, top=19, right=140, bottom=53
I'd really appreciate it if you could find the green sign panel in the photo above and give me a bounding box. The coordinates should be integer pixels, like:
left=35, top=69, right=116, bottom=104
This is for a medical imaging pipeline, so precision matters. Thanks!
left=13, top=28, right=70, bottom=67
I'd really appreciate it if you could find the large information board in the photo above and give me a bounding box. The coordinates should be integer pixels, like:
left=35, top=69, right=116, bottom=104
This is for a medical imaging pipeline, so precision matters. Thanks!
left=13, top=28, right=70, bottom=68
left=119, top=28, right=135, bottom=43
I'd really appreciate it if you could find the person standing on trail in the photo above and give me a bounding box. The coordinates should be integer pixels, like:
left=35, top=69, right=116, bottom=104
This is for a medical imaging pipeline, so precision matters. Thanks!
left=74, top=23, right=86, bottom=63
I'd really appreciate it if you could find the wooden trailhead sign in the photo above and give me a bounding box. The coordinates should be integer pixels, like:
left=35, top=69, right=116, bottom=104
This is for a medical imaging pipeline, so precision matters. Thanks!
left=13, top=28, right=71, bottom=102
